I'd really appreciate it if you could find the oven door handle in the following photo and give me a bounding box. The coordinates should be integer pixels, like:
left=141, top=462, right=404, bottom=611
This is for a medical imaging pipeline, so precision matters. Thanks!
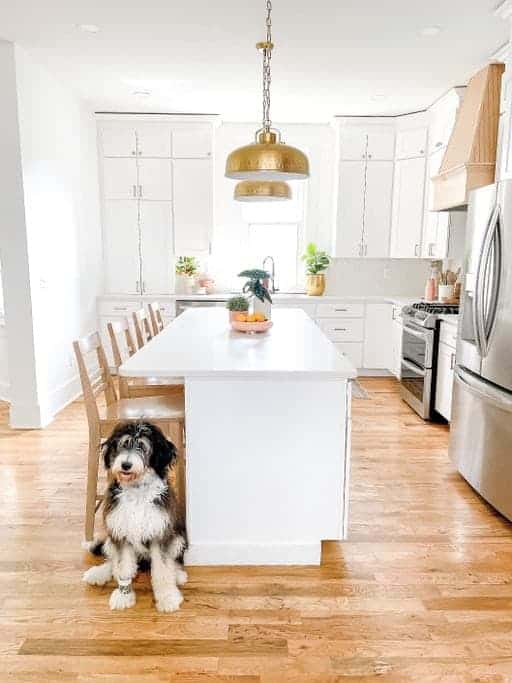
left=403, top=324, right=429, bottom=340
left=401, top=358, right=426, bottom=377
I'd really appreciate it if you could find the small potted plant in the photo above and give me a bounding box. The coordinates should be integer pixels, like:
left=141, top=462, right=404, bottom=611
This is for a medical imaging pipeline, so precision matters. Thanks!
left=238, top=268, right=272, bottom=319
left=175, top=256, right=199, bottom=294
left=226, top=295, right=249, bottom=322
left=301, top=243, right=331, bottom=296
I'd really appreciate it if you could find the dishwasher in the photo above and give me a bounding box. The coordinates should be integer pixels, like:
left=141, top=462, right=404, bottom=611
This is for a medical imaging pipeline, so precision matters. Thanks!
left=175, top=299, right=227, bottom=316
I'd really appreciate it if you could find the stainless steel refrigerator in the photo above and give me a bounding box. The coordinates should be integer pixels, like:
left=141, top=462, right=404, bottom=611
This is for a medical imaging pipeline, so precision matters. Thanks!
left=450, top=181, right=512, bottom=520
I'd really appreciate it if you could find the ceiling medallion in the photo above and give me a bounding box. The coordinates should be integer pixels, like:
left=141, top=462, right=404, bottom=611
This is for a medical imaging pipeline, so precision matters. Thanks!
left=226, top=0, right=310, bottom=188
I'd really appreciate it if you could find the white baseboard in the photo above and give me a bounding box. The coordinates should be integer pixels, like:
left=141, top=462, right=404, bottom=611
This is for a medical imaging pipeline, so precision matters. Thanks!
left=185, top=542, right=321, bottom=566
left=357, top=369, right=393, bottom=377
left=47, top=374, right=82, bottom=420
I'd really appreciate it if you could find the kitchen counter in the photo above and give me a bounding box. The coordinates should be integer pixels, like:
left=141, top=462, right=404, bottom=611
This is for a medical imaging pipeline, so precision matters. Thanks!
left=119, top=307, right=354, bottom=565
left=99, top=293, right=418, bottom=306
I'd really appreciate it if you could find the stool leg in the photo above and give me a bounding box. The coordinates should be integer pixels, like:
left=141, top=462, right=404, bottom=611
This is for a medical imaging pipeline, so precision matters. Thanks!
left=85, top=431, right=101, bottom=541
left=173, top=421, right=186, bottom=523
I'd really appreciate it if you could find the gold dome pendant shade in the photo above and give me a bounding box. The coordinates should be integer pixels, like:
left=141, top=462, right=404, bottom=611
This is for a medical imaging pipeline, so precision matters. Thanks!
left=226, top=130, right=309, bottom=181
left=234, top=179, right=292, bottom=202
left=225, top=0, right=310, bottom=184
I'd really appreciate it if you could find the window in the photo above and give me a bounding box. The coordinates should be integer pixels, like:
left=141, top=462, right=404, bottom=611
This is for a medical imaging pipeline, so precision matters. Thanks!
left=241, top=181, right=306, bottom=291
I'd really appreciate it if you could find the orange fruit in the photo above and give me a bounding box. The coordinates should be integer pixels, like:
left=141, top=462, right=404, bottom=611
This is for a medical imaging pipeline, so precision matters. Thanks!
left=253, top=313, right=266, bottom=322
left=246, top=314, right=257, bottom=323
left=233, top=312, right=248, bottom=322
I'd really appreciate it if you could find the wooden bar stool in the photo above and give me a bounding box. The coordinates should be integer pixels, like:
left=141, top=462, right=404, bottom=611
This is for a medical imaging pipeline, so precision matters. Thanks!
left=107, top=318, right=184, bottom=399
left=73, top=332, right=186, bottom=541
left=132, top=307, right=154, bottom=349
left=148, top=301, right=166, bottom=337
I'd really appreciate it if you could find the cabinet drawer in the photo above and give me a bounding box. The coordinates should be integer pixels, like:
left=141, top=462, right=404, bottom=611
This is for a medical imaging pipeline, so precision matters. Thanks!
left=97, top=300, right=142, bottom=317
left=316, top=302, right=364, bottom=318
left=319, top=318, right=364, bottom=342
left=334, top=342, right=363, bottom=369
left=439, top=321, right=458, bottom=348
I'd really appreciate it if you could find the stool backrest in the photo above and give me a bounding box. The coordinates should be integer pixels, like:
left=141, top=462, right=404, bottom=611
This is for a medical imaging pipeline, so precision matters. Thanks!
left=107, top=318, right=137, bottom=368
left=73, top=332, right=117, bottom=429
left=148, top=302, right=165, bottom=336
left=132, top=308, right=153, bottom=349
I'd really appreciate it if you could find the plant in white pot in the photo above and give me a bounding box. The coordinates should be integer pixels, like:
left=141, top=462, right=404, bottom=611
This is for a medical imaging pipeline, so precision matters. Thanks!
left=175, top=256, right=199, bottom=294
left=301, top=243, right=331, bottom=296
left=238, top=269, right=272, bottom=319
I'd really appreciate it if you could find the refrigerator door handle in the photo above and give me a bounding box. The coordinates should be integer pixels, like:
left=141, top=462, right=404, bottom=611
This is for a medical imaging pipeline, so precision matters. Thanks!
left=455, top=366, right=512, bottom=413
left=474, top=205, right=500, bottom=357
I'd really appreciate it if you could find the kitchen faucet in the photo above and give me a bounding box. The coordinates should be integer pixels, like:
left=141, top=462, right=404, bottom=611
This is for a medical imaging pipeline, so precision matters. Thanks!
left=262, top=256, right=278, bottom=294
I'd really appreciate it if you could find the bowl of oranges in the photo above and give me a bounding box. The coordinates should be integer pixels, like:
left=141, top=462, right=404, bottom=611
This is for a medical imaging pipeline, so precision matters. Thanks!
left=230, top=312, right=273, bottom=334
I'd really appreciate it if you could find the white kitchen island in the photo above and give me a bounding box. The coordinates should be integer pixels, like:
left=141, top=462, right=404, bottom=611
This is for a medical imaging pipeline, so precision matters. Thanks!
left=119, top=308, right=356, bottom=565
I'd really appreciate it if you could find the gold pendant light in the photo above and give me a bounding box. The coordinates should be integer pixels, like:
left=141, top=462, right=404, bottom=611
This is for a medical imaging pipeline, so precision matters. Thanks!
left=225, top=0, right=310, bottom=182
left=234, top=180, right=292, bottom=202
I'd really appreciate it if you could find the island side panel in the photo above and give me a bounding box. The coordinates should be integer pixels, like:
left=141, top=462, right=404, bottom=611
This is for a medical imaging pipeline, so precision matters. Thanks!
left=184, top=376, right=349, bottom=565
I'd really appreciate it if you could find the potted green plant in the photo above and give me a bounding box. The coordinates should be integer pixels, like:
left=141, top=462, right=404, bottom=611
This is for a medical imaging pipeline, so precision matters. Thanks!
left=175, top=256, right=199, bottom=294
left=238, top=269, right=272, bottom=319
left=301, top=243, right=331, bottom=296
left=226, top=295, right=249, bottom=322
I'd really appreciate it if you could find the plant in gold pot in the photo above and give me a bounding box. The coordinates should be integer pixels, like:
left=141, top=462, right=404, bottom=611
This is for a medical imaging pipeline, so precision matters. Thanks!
left=301, top=243, right=330, bottom=296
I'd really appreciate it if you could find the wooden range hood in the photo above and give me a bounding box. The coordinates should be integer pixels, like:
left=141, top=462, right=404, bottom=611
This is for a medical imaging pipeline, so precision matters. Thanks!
left=432, top=63, right=504, bottom=211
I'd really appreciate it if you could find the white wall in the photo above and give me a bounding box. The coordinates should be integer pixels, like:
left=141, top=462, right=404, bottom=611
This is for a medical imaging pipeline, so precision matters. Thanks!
left=0, top=42, right=102, bottom=426
left=325, top=258, right=430, bottom=297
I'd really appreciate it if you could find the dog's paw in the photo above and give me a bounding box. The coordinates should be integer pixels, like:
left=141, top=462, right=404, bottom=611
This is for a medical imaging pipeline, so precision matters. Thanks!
left=83, top=563, right=113, bottom=586
left=109, top=588, right=136, bottom=610
left=155, top=588, right=183, bottom=613
left=175, top=566, right=188, bottom=586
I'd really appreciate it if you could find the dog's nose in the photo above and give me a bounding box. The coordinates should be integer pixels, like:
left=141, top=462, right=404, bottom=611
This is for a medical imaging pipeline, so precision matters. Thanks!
left=121, top=462, right=132, bottom=471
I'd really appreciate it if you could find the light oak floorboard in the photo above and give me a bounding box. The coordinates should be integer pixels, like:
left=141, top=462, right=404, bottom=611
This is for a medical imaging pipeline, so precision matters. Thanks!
left=2, top=378, right=512, bottom=681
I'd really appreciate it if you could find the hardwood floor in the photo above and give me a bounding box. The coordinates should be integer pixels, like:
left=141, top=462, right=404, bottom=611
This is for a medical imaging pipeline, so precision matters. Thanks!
left=2, top=378, right=512, bottom=681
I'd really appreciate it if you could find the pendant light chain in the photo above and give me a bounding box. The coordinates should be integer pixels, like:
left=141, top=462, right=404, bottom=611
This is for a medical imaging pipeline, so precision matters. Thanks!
left=262, top=0, right=273, bottom=132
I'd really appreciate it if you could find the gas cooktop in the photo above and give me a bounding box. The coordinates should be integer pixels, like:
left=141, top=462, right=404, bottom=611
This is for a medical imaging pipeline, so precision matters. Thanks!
left=402, top=302, right=460, bottom=328
left=412, top=302, right=460, bottom=315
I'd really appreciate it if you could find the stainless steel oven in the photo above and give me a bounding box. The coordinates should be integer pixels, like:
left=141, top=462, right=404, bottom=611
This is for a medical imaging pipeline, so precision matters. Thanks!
left=400, top=321, right=435, bottom=419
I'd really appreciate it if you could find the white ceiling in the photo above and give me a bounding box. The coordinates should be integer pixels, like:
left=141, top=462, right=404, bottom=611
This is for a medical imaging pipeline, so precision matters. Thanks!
left=0, top=0, right=508, bottom=121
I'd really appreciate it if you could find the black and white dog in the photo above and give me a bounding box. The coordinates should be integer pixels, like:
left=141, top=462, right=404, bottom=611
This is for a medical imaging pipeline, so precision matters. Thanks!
left=83, top=421, right=188, bottom=612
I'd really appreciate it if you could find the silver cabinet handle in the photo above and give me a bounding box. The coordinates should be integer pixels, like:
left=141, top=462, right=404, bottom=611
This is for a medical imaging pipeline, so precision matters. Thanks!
left=138, top=185, right=142, bottom=198
left=364, top=243, right=368, bottom=256
left=428, top=243, right=435, bottom=257
left=414, top=243, right=420, bottom=257
left=142, top=281, right=146, bottom=294
left=334, top=328, right=347, bottom=332
left=435, top=141, right=443, bottom=148
left=419, top=149, right=425, bottom=154
left=335, top=308, right=348, bottom=312
left=450, top=353, right=456, bottom=370
left=135, top=280, right=140, bottom=293
left=131, top=150, right=136, bottom=155
left=113, top=306, right=128, bottom=311
left=132, top=185, right=137, bottom=198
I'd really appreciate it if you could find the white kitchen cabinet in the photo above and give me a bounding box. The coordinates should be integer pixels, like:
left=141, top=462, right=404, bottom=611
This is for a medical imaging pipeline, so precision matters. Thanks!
left=318, top=318, right=364, bottom=343
left=103, top=201, right=141, bottom=294
left=103, top=158, right=138, bottom=200
left=173, top=126, right=212, bottom=158
left=334, top=161, right=366, bottom=257
left=422, top=147, right=450, bottom=258
left=173, top=158, right=213, bottom=253
left=137, top=158, right=173, bottom=200
left=428, top=88, right=464, bottom=155
left=339, top=128, right=368, bottom=160
left=435, top=340, right=456, bottom=420
left=363, top=161, right=393, bottom=257
left=135, top=123, right=172, bottom=158
left=335, top=342, right=363, bottom=370
left=390, top=305, right=403, bottom=379
left=390, top=156, right=426, bottom=258
left=139, top=202, right=173, bottom=295
left=366, top=129, right=395, bottom=160
left=363, top=303, right=392, bottom=369
left=395, top=127, right=427, bottom=159
left=100, top=122, right=137, bottom=157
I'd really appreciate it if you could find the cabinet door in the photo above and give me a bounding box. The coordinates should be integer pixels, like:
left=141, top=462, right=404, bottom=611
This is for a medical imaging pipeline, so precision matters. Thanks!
left=422, top=148, right=449, bottom=258
left=100, top=122, right=137, bottom=157
left=135, top=123, right=172, bottom=158
left=435, top=341, right=456, bottom=420
left=139, top=201, right=173, bottom=295
left=173, top=159, right=213, bottom=253
left=334, top=161, right=365, bottom=257
left=103, top=201, right=141, bottom=294
left=395, top=127, right=427, bottom=159
left=103, top=158, right=138, bottom=200
left=137, top=158, right=173, bottom=200
left=363, top=161, right=393, bottom=257
left=339, top=129, right=367, bottom=160
left=173, top=126, right=212, bottom=158
left=366, top=129, right=395, bottom=160
left=363, top=303, right=392, bottom=369
left=390, top=157, right=426, bottom=258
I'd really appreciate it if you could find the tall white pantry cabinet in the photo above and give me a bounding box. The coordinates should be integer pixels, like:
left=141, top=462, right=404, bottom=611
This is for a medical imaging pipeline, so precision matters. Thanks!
left=97, top=115, right=215, bottom=296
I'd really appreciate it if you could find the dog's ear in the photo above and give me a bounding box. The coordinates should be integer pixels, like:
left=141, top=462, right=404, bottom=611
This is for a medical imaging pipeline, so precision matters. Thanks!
left=149, top=424, right=177, bottom=478
left=101, top=435, right=117, bottom=470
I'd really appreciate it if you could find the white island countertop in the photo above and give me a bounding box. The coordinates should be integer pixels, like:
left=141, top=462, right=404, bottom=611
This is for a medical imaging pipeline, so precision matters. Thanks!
left=120, top=307, right=357, bottom=380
